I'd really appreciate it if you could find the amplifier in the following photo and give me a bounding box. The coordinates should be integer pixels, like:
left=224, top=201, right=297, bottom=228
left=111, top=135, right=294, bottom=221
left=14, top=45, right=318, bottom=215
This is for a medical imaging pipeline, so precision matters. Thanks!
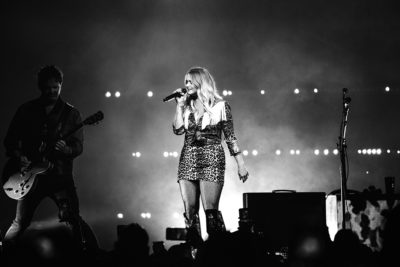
left=243, top=191, right=327, bottom=251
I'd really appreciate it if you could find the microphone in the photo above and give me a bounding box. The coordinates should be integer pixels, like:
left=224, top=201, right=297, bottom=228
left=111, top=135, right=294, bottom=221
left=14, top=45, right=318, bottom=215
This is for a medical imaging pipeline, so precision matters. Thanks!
left=163, top=88, right=187, bottom=102
left=344, top=97, right=351, bottom=104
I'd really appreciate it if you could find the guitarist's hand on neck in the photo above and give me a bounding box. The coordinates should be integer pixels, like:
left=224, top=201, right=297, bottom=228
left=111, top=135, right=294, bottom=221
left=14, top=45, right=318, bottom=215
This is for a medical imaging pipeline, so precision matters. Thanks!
left=54, top=140, right=72, bottom=155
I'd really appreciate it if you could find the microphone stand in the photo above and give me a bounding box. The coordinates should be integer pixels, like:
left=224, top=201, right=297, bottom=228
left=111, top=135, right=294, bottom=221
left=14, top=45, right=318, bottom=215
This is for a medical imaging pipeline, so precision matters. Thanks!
left=337, top=89, right=351, bottom=230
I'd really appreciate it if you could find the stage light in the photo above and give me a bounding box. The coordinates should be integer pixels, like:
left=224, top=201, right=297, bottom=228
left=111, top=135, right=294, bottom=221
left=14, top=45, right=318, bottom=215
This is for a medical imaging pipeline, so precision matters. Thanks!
left=296, top=150, right=301, bottom=155
left=136, top=152, right=141, bottom=157
left=314, top=149, right=320, bottom=155
left=222, top=90, right=228, bottom=96
left=294, top=88, right=300, bottom=94
left=377, top=149, right=382, bottom=155
left=397, top=150, right=400, bottom=154
left=147, top=91, right=153, bottom=97
left=366, top=171, right=369, bottom=174
left=313, top=88, right=318, bottom=93
left=367, top=149, right=372, bottom=155
left=357, top=149, right=362, bottom=154
left=387, top=149, right=391, bottom=154
left=275, top=149, right=281, bottom=155
left=141, top=212, right=151, bottom=219
left=385, top=86, right=390, bottom=92
left=372, top=149, right=377, bottom=155
left=323, top=149, right=329, bottom=156
left=173, top=212, right=180, bottom=219
left=362, top=149, right=367, bottom=154
left=172, top=151, right=178, bottom=157
left=260, top=90, right=265, bottom=95
left=115, top=91, right=121, bottom=98
left=243, top=150, right=249, bottom=156
left=228, top=90, right=232, bottom=96
left=290, top=149, right=295, bottom=155
left=333, top=149, right=339, bottom=155
left=252, top=150, right=258, bottom=156
left=105, top=91, right=111, bottom=98
left=117, top=213, right=124, bottom=219
left=163, top=152, right=169, bottom=157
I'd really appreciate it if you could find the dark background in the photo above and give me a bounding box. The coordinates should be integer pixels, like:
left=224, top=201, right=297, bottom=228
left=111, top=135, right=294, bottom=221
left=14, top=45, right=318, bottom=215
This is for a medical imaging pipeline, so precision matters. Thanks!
left=1, top=0, right=399, bottom=251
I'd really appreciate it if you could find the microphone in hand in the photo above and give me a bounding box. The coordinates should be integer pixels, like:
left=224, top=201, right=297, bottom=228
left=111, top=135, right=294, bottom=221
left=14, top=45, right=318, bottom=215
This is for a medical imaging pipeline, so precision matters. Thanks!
left=163, top=88, right=187, bottom=102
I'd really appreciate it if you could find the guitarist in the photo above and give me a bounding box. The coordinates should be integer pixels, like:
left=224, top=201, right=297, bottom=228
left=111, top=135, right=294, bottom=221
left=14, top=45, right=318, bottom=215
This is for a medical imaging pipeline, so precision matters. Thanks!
left=2, top=65, right=98, bottom=255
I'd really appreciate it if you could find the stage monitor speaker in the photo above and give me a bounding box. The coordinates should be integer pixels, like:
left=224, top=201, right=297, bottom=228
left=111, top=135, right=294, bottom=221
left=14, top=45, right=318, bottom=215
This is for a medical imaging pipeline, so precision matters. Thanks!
left=243, top=191, right=327, bottom=251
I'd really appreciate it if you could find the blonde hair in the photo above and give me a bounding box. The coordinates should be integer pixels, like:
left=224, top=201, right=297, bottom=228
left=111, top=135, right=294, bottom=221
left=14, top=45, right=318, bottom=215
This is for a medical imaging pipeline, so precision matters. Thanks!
left=185, top=66, right=222, bottom=113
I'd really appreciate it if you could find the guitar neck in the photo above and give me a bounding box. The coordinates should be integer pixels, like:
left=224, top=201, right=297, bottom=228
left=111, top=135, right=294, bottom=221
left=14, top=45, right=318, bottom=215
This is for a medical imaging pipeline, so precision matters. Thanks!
left=59, top=122, right=84, bottom=140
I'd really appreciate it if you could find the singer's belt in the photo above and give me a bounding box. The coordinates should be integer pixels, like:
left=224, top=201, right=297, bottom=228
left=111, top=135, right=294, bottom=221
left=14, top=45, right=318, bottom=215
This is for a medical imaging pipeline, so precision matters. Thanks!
left=191, top=138, right=221, bottom=147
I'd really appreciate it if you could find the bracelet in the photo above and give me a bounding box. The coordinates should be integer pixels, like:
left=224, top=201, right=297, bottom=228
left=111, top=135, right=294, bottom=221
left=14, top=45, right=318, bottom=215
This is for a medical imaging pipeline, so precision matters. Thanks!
left=233, top=151, right=242, bottom=156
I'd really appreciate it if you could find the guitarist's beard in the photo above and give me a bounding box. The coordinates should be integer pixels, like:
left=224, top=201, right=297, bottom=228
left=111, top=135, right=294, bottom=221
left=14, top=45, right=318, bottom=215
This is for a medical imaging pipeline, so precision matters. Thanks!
left=40, top=95, right=59, bottom=106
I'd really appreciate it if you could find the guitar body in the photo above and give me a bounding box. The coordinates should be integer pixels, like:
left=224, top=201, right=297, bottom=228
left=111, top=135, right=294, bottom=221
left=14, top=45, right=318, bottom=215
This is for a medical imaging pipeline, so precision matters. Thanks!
left=2, top=110, right=103, bottom=200
left=2, top=160, right=52, bottom=200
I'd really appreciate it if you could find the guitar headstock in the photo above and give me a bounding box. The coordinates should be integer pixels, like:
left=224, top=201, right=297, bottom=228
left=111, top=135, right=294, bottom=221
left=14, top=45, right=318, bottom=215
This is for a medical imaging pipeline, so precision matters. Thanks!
left=83, top=111, right=104, bottom=126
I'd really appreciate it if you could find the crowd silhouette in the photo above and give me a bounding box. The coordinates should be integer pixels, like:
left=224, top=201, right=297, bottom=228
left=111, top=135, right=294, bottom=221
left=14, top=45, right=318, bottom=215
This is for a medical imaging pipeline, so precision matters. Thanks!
left=1, top=203, right=399, bottom=267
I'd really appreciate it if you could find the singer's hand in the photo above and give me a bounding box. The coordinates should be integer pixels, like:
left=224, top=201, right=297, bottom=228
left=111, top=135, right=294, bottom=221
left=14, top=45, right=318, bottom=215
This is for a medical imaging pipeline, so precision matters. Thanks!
left=174, top=88, right=187, bottom=106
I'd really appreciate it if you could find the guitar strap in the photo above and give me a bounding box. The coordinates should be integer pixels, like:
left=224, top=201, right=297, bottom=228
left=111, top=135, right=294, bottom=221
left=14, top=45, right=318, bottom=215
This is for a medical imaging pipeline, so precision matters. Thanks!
left=56, top=102, right=73, bottom=139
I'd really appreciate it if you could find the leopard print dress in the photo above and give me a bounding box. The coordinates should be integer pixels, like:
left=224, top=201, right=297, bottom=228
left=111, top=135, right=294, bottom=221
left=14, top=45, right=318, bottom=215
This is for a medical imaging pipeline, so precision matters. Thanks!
left=173, top=101, right=240, bottom=185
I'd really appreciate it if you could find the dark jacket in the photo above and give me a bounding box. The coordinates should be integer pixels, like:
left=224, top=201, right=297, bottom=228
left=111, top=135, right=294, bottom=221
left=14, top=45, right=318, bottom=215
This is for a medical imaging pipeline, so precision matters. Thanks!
left=4, top=97, right=83, bottom=177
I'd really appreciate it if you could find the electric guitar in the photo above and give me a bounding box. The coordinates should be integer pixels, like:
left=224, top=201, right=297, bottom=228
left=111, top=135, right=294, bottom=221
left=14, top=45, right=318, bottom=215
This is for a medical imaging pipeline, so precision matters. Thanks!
left=2, top=111, right=104, bottom=200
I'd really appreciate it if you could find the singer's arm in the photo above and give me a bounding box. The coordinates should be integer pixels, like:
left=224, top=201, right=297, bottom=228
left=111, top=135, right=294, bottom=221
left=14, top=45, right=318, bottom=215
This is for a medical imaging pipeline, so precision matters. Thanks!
left=173, top=103, right=185, bottom=135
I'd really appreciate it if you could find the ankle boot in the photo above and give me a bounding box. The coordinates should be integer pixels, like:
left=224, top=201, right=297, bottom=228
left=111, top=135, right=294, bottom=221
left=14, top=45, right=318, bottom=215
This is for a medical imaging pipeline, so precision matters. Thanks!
left=205, top=209, right=226, bottom=237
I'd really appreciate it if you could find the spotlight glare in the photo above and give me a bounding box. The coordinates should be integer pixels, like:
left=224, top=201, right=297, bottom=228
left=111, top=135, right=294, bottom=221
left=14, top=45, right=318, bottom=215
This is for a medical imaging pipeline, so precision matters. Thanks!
left=228, top=90, right=232, bottom=95
left=296, top=150, right=300, bottom=155
left=323, top=149, right=329, bottom=155
left=222, top=90, right=228, bottom=96
left=397, top=150, right=400, bottom=154
left=357, top=149, right=362, bottom=154
left=252, top=149, right=258, bottom=156
left=260, top=90, right=265, bottom=95
left=314, top=149, right=320, bottom=155
left=366, top=171, right=369, bottom=174
left=385, top=86, right=390, bottom=92
left=372, top=149, right=377, bottom=155
left=377, top=149, right=382, bottom=155
left=367, top=149, right=372, bottom=155
left=136, top=152, right=141, bottom=157
left=163, top=152, right=169, bottom=157
left=313, top=88, right=318, bottom=93
left=105, top=91, right=112, bottom=98
left=117, top=213, right=124, bottom=219
left=294, top=88, right=300, bottom=94
left=173, top=151, right=179, bottom=158
left=290, top=149, right=295, bottom=155
left=243, top=150, right=249, bottom=156
left=147, top=91, right=153, bottom=97
left=115, top=91, right=121, bottom=98
left=362, top=149, right=367, bottom=155
left=132, top=152, right=136, bottom=157
left=275, top=149, right=281, bottom=155
left=387, top=149, right=391, bottom=154
left=333, top=149, right=339, bottom=155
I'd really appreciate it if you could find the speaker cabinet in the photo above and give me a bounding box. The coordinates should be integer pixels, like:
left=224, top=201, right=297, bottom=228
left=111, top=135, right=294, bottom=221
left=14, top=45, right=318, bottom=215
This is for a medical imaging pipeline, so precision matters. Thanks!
left=243, top=192, right=327, bottom=251
left=326, top=193, right=400, bottom=252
